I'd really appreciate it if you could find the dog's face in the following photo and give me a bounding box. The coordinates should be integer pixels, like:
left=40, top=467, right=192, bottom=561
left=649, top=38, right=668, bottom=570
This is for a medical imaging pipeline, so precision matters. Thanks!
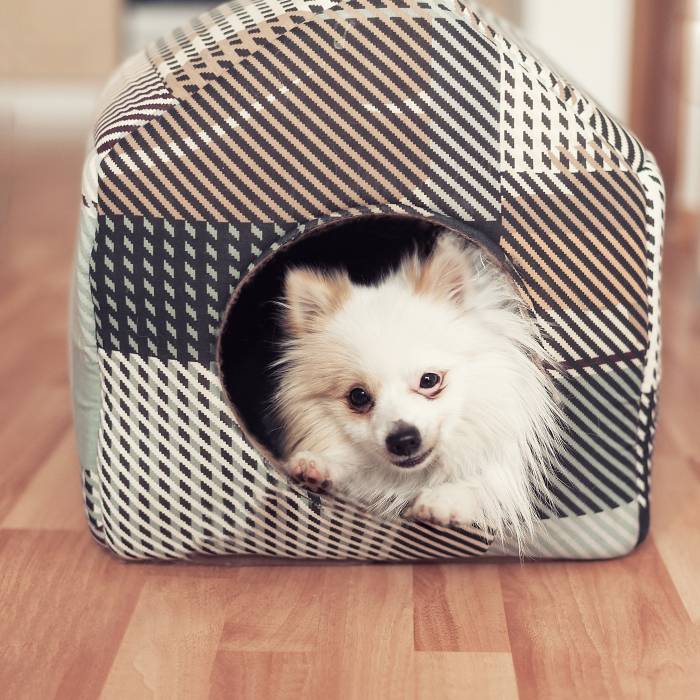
left=326, top=306, right=470, bottom=473
left=280, top=235, right=509, bottom=474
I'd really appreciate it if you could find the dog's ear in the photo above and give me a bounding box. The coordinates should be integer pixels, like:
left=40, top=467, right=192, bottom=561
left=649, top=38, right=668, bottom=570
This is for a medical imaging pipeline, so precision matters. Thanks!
left=283, top=267, right=351, bottom=335
left=404, top=233, right=469, bottom=306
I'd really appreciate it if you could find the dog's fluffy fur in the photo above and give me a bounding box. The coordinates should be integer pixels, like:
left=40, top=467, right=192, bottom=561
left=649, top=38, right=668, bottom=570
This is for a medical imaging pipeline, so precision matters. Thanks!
left=271, top=232, right=562, bottom=545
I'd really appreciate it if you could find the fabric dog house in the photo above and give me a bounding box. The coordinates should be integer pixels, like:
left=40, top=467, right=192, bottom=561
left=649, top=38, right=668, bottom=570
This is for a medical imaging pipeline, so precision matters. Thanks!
left=71, top=0, right=663, bottom=561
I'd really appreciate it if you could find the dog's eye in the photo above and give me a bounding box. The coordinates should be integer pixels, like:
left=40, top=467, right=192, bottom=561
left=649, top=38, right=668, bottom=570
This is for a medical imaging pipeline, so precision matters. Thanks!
left=348, top=387, right=372, bottom=411
left=419, top=373, right=441, bottom=389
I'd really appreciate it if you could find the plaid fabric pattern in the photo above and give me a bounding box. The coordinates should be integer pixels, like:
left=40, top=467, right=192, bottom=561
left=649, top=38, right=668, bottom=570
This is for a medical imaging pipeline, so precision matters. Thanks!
left=74, top=0, right=664, bottom=560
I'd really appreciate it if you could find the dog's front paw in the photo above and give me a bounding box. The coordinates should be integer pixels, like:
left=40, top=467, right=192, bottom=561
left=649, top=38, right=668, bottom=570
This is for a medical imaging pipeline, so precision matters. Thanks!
left=286, top=451, right=333, bottom=493
left=406, top=483, right=481, bottom=528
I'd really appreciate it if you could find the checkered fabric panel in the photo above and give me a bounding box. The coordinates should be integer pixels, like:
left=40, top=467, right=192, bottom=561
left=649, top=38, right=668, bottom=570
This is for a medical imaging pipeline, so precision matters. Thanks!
left=76, top=0, right=665, bottom=560
left=90, top=216, right=287, bottom=364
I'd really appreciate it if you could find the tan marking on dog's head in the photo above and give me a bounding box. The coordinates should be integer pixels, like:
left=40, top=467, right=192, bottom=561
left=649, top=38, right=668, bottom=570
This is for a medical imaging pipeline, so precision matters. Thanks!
left=274, top=333, right=381, bottom=455
left=401, top=234, right=469, bottom=306
left=282, top=334, right=381, bottom=404
left=283, top=266, right=352, bottom=336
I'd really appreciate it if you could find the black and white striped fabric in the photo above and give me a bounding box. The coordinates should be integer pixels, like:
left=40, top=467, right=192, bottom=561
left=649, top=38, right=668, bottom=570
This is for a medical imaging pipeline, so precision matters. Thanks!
left=72, top=0, right=664, bottom=561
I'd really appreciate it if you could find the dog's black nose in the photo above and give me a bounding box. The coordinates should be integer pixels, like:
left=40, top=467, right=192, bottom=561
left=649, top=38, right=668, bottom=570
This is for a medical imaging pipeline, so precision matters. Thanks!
left=386, top=423, right=422, bottom=456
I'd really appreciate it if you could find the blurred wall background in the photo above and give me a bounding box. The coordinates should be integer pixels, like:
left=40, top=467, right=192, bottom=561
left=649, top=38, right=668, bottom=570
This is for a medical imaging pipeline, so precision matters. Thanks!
left=0, top=0, right=697, bottom=211
left=680, top=1, right=700, bottom=211
left=487, top=0, right=634, bottom=123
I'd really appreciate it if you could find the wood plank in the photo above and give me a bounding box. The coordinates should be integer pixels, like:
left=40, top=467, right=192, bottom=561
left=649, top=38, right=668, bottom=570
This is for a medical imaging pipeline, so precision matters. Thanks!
left=651, top=226, right=700, bottom=623
left=210, top=652, right=313, bottom=700
left=218, top=566, right=325, bottom=651
left=652, top=412, right=700, bottom=623
left=101, top=563, right=339, bottom=696
left=310, top=565, right=414, bottom=700
left=413, top=563, right=510, bottom=651
left=1, top=429, right=85, bottom=530
left=0, top=531, right=143, bottom=699
left=101, top=575, right=235, bottom=699
left=415, top=652, right=519, bottom=700
left=0, top=386, right=72, bottom=521
left=501, top=541, right=700, bottom=700
left=0, top=292, right=72, bottom=392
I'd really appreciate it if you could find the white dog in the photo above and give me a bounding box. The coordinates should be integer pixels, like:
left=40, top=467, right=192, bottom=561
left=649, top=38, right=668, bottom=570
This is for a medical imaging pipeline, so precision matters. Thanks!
left=271, top=231, right=561, bottom=545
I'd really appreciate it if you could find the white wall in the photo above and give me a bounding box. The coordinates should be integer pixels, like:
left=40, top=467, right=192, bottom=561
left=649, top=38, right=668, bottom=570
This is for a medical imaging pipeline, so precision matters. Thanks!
left=519, top=0, right=634, bottom=122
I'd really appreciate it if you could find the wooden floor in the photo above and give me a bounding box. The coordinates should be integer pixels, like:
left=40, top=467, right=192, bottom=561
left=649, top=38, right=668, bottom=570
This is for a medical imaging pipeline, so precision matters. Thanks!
left=1, top=140, right=699, bottom=699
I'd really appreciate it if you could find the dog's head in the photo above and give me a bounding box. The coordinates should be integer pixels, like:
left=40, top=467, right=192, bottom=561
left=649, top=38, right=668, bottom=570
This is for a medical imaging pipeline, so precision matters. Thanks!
left=279, top=234, right=526, bottom=474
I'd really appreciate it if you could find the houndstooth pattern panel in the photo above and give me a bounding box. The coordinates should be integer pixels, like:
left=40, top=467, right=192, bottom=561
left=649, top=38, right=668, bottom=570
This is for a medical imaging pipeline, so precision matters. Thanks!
left=499, top=42, right=622, bottom=175
left=470, top=0, right=646, bottom=174
left=94, top=350, right=493, bottom=560
left=90, top=215, right=290, bottom=364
